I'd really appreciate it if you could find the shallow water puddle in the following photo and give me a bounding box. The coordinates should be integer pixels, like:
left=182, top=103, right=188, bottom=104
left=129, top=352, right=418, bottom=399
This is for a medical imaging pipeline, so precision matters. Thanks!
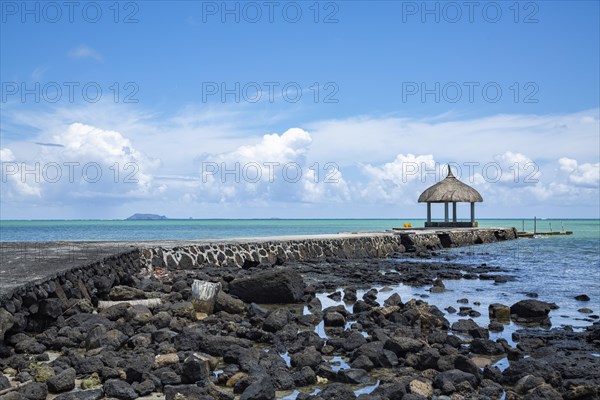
left=280, top=351, right=292, bottom=367
left=327, top=356, right=350, bottom=372
left=278, top=380, right=380, bottom=399
left=354, top=380, right=380, bottom=395
left=491, top=357, right=510, bottom=371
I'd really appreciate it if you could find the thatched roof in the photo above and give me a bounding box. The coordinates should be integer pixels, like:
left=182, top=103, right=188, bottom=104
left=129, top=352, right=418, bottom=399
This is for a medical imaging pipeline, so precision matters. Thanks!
left=418, top=165, right=483, bottom=203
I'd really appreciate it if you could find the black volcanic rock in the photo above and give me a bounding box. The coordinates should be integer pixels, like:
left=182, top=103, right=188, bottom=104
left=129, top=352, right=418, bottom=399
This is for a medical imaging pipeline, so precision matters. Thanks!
left=229, top=268, right=305, bottom=303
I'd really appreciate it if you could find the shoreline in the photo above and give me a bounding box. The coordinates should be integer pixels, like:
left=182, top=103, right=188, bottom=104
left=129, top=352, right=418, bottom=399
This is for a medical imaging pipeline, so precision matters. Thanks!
left=2, top=227, right=599, bottom=399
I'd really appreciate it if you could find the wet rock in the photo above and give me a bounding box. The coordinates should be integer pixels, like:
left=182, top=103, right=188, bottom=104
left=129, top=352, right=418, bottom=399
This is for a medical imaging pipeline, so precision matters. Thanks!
left=319, top=382, right=356, bottom=399
left=164, top=384, right=210, bottom=400
left=18, top=382, right=48, bottom=400
left=510, top=300, right=554, bottom=321
left=384, top=336, right=425, bottom=357
left=457, top=298, right=469, bottom=304
left=53, top=389, right=104, bottom=400
left=104, top=379, right=138, bottom=400
left=39, top=299, right=63, bottom=319
left=155, top=367, right=181, bottom=386
left=293, top=366, right=316, bottom=386
left=373, top=382, right=407, bottom=399
left=170, top=301, right=195, bottom=319
left=525, top=383, right=562, bottom=399
left=350, top=355, right=374, bottom=371
left=344, top=287, right=357, bottom=301
left=240, top=376, right=275, bottom=400
left=353, top=341, right=397, bottom=368
left=263, top=309, right=290, bottom=333
left=100, top=303, right=135, bottom=321
left=109, top=286, right=146, bottom=301
left=451, top=319, right=480, bottom=335
left=363, top=289, right=378, bottom=304
left=343, top=331, right=367, bottom=351
left=489, top=321, right=505, bottom=332
left=215, top=291, right=245, bottom=314
left=564, top=384, right=598, bottom=399
left=578, top=308, right=593, bottom=313
left=337, top=368, right=370, bottom=384
left=327, top=291, right=342, bottom=301
left=514, top=374, right=545, bottom=394
left=445, top=306, right=456, bottom=314
left=47, top=367, right=76, bottom=393
left=323, top=311, right=345, bottom=327
left=0, top=309, right=15, bottom=341
left=0, top=393, right=25, bottom=400
left=575, top=294, right=590, bottom=301
left=14, top=338, right=46, bottom=354
left=182, top=353, right=211, bottom=383
left=434, top=369, right=478, bottom=393
left=353, top=300, right=372, bottom=313
left=307, top=296, right=322, bottom=313
left=229, top=268, right=304, bottom=303
left=383, top=293, right=402, bottom=307
left=199, top=334, right=253, bottom=356
left=247, top=303, right=270, bottom=319
left=489, top=303, right=510, bottom=321
left=470, top=338, right=505, bottom=355
left=0, top=373, right=11, bottom=390
left=453, top=354, right=480, bottom=376
left=290, top=346, right=323, bottom=369
left=133, top=380, right=154, bottom=396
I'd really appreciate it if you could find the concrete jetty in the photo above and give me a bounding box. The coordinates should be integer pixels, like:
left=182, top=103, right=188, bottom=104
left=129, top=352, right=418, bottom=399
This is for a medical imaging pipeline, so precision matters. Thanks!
left=0, top=227, right=517, bottom=307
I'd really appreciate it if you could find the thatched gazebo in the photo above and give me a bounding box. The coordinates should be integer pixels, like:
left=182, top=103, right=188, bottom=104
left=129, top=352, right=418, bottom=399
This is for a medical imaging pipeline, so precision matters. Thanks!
left=418, top=165, right=483, bottom=227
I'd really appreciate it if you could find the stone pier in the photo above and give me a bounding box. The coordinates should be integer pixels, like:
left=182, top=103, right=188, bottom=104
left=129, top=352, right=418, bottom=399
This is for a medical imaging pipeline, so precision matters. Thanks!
left=0, top=227, right=517, bottom=333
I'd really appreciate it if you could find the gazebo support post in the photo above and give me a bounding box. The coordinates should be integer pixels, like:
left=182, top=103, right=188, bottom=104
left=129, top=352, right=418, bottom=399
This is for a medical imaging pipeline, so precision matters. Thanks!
left=452, top=202, right=457, bottom=222
left=444, top=203, right=449, bottom=223
left=426, top=202, right=431, bottom=223
left=470, top=202, right=475, bottom=223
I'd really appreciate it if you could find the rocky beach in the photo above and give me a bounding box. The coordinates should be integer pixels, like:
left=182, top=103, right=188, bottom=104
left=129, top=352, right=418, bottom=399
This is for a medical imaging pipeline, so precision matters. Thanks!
left=0, top=230, right=598, bottom=400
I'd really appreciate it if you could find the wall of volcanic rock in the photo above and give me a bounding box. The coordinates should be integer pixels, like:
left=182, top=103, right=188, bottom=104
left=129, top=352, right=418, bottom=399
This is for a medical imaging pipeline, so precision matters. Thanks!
left=139, top=228, right=518, bottom=270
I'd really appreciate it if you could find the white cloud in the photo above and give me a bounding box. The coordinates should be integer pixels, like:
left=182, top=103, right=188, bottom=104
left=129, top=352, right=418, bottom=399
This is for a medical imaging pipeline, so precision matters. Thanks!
left=0, top=148, right=15, bottom=162
left=1, top=101, right=598, bottom=217
left=559, top=158, right=600, bottom=188
left=67, top=45, right=103, bottom=62
left=306, top=110, right=599, bottom=166
left=1, top=123, right=161, bottom=206
left=189, top=128, right=350, bottom=204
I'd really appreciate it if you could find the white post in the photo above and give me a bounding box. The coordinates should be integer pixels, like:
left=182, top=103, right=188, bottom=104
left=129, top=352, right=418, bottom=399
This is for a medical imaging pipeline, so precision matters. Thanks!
left=444, top=203, right=449, bottom=223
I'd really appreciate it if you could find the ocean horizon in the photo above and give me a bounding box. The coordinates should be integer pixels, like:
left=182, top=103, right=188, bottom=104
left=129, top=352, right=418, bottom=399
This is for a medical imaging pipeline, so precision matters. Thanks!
left=1, top=218, right=598, bottom=242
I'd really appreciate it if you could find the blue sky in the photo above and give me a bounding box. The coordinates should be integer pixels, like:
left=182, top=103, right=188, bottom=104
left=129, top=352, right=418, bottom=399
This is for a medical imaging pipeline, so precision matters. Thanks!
left=1, top=1, right=599, bottom=219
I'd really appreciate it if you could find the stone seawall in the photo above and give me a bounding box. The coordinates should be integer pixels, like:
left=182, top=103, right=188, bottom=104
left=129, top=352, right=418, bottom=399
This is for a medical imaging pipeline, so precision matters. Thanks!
left=139, top=227, right=518, bottom=270
left=0, top=227, right=517, bottom=338
left=0, top=250, right=140, bottom=338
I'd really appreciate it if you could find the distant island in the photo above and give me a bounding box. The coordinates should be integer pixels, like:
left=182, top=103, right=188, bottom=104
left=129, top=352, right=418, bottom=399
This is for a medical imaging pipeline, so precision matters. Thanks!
left=126, top=213, right=168, bottom=220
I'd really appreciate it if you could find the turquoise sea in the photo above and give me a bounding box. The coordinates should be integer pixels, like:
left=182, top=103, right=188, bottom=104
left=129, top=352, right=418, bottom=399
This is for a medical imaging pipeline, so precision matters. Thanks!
left=0, top=218, right=598, bottom=242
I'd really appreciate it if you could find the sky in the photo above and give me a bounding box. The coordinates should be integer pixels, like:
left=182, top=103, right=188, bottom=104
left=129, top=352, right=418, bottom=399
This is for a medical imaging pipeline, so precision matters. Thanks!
left=1, top=0, right=599, bottom=219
